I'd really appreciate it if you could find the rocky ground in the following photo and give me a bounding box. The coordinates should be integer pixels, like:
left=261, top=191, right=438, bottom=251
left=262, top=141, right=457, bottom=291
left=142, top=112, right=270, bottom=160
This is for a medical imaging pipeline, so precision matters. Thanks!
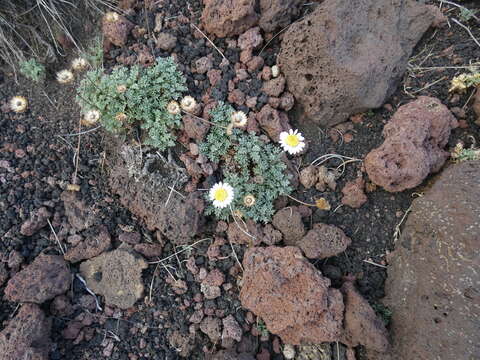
left=0, top=0, right=479, bottom=359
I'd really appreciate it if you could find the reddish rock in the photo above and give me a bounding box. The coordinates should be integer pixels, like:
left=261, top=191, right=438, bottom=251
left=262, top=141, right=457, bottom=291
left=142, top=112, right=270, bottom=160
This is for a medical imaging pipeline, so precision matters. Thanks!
left=263, top=76, right=286, bottom=97
left=207, top=69, right=222, bottom=86
left=262, top=224, right=282, bottom=245
left=238, top=27, right=263, bottom=50
left=256, top=105, right=290, bottom=141
left=246, top=96, right=258, bottom=109
left=20, top=207, right=51, bottom=236
left=118, top=231, right=141, bottom=245
left=180, top=153, right=203, bottom=179
left=341, top=176, right=368, bottom=208
left=201, top=283, right=221, bottom=300
left=64, top=225, right=111, bottom=263
left=61, top=190, right=95, bottom=231
left=0, top=304, right=51, bottom=360
left=246, top=56, right=264, bottom=72
left=156, top=32, right=177, bottom=51
left=201, top=0, right=259, bottom=38
left=240, top=49, right=253, bottom=64
left=134, top=243, right=163, bottom=258
left=299, top=165, right=318, bottom=189
left=365, top=97, right=457, bottom=192
left=222, top=315, right=243, bottom=342
left=195, top=56, right=213, bottom=74
left=50, top=295, right=74, bottom=317
left=200, top=316, right=222, bottom=342
left=228, top=89, right=246, bottom=106
left=384, top=161, right=480, bottom=360
left=227, top=220, right=263, bottom=246
left=279, top=92, right=294, bottom=111
left=5, top=254, right=71, bottom=304
left=278, top=0, right=435, bottom=127
left=240, top=247, right=344, bottom=344
left=272, top=207, right=305, bottom=245
left=62, top=320, right=84, bottom=340
left=341, top=281, right=389, bottom=353
left=203, top=269, right=225, bottom=287
left=297, top=223, right=351, bottom=259
left=183, top=114, right=210, bottom=141
left=7, top=250, right=23, bottom=270
left=167, top=331, right=196, bottom=358
left=102, top=13, right=133, bottom=47
left=258, top=0, right=303, bottom=32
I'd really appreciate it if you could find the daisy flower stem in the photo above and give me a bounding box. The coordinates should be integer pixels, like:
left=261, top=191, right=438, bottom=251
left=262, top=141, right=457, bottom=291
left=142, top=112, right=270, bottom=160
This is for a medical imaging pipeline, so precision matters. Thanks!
left=286, top=194, right=317, bottom=207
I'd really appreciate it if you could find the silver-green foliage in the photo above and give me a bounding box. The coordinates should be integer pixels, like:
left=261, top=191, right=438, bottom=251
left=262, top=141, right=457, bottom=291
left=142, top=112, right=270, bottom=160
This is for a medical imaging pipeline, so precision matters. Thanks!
left=76, top=57, right=186, bottom=150
left=19, top=58, right=45, bottom=82
left=199, top=102, right=234, bottom=163
left=201, top=103, right=292, bottom=223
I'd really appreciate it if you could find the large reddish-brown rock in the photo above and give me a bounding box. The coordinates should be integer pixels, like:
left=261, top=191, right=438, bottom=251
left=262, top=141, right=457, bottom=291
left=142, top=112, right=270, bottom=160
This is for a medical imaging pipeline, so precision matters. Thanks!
left=201, top=0, right=259, bottom=38
left=5, top=254, right=71, bottom=304
left=382, top=161, right=480, bottom=359
left=365, top=97, right=457, bottom=192
left=297, top=223, right=351, bottom=259
left=278, top=0, right=434, bottom=127
left=240, top=246, right=344, bottom=344
left=0, top=304, right=51, bottom=360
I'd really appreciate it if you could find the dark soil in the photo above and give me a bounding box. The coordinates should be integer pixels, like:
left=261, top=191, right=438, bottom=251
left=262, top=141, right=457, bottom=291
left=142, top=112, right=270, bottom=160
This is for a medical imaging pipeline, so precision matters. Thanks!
left=0, top=0, right=479, bottom=359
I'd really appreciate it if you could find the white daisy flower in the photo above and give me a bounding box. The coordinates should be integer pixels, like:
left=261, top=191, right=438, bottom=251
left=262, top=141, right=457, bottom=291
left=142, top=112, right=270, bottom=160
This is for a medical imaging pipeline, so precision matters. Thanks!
left=209, top=182, right=234, bottom=208
left=231, top=111, right=248, bottom=128
left=180, top=96, right=197, bottom=112
left=83, top=109, right=101, bottom=125
left=56, top=69, right=74, bottom=84
left=279, top=129, right=305, bottom=155
left=71, top=58, right=89, bottom=72
left=167, top=100, right=181, bottom=115
left=10, top=96, right=28, bottom=113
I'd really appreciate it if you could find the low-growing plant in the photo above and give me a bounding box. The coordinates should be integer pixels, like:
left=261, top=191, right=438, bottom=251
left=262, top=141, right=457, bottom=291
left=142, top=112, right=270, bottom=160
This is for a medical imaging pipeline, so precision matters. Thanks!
left=19, top=58, right=45, bottom=83
left=451, top=143, right=480, bottom=162
left=449, top=71, right=480, bottom=93
left=199, top=102, right=234, bottom=163
left=201, top=103, right=292, bottom=223
left=76, top=56, right=187, bottom=150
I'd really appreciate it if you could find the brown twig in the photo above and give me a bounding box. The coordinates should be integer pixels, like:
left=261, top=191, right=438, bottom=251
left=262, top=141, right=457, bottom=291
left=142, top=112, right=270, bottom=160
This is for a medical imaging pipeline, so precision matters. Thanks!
left=190, top=23, right=228, bottom=63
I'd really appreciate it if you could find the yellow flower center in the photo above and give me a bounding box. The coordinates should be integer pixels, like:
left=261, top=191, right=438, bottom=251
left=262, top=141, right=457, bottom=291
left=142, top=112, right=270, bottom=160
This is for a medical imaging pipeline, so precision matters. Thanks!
left=214, top=188, right=228, bottom=202
left=285, top=134, right=300, bottom=147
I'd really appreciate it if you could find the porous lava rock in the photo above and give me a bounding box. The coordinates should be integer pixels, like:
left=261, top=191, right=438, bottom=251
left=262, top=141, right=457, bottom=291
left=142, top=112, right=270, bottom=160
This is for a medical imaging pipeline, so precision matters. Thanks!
left=61, top=190, right=96, bottom=231
left=278, top=0, right=434, bottom=127
left=102, top=13, right=133, bottom=47
left=19, top=207, right=51, bottom=236
left=382, top=161, right=480, bottom=359
left=0, top=304, right=51, bottom=360
left=201, top=0, right=259, bottom=38
left=256, top=104, right=290, bottom=141
left=80, top=248, right=148, bottom=309
left=240, top=246, right=344, bottom=344
left=258, top=0, right=303, bottom=32
left=107, top=139, right=204, bottom=244
left=5, top=254, right=71, bottom=304
left=341, top=176, right=368, bottom=208
left=365, top=96, right=457, bottom=192
left=341, top=281, right=389, bottom=353
left=64, top=225, right=111, bottom=263
left=272, top=207, right=305, bottom=245
left=297, top=223, right=351, bottom=259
